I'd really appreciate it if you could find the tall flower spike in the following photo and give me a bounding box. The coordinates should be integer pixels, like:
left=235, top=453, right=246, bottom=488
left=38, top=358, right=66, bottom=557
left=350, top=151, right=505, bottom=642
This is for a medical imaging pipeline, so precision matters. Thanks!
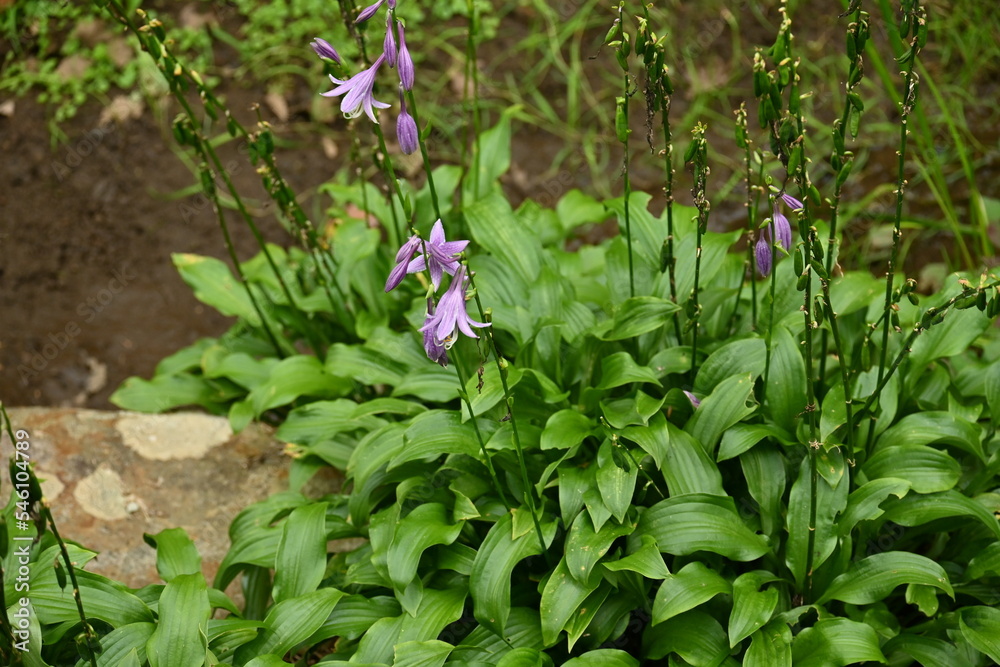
left=422, top=299, right=449, bottom=366
left=384, top=16, right=398, bottom=67
left=397, top=23, right=414, bottom=90
left=355, top=0, right=385, bottom=24
left=322, top=54, right=390, bottom=123
left=397, top=91, right=419, bottom=155
left=419, top=266, right=489, bottom=348
left=310, top=37, right=341, bottom=64
left=407, top=220, right=468, bottom=290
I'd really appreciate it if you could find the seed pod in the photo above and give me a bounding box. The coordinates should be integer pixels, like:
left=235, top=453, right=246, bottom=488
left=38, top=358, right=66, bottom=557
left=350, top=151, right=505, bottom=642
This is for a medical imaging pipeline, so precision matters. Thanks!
left=615, top=97, right=629, bottom=143
left=815, top=297, right=825, bottom=325
left=811, top=259, right=829, bottom=280
left=907, top=292, right=919, bottom=306
left=977, top=289, right=987, bottom=311
left=793, top=246, right=804, bottom=275
left=796, top=272, right=810, bottom=291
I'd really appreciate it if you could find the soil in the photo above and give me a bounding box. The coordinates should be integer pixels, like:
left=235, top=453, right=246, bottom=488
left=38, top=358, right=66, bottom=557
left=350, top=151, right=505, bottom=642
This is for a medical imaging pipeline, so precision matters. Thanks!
left=2, top=1, right=998, bottom=409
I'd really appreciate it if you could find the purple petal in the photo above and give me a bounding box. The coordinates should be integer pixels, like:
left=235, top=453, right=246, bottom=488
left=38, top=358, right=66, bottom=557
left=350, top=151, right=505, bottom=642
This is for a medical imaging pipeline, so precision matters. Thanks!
left=407, top=255, right=427, bottom=273
left=385, top=260, right=408, bottom=292
left=755, top=237, right=772, bottom=277
left=429, top=260, right=444, bottom=291
left=773, top=209, right=793, bottom=253
left=395, top=235, right=420, bottom=263
left=310, top=38, right=341, bottom=63
left=384, top=17, right=398, bottom=67
left=430, top=219, right=445, bottom=245
left=683, top=390, right=701, bottom=409
left=397, top=24, right=414, bottom=90
left=397, top=109, right=418, bottom=154
left=781, top=193, right=804, bottom=210
left=438, top=240, right=469, bottom=256
left=355, top=0, right=385, bottom=23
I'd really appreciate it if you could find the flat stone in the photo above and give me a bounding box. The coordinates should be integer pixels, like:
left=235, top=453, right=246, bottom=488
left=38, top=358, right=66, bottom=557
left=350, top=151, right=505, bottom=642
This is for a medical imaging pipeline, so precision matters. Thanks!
left=0, top=407, right=341, bottom=596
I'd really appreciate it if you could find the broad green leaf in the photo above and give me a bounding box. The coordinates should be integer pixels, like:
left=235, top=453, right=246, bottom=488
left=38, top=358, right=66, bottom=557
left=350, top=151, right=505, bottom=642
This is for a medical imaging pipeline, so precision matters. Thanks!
left=146, top=573, right=210, bottom=667
left=909, top=305, right=991, bottom=380
left=602, top=534, right=670, bottom=579
left=145, top=527, right=202, bottom=582
left=741, top=442, right=786, bottom=537
left=243, top=657, right=291, bottom=667
left=326, top=344, right=408, bottom=386
left=595, top=352, right=661, bottom=390
left=817, top=552, right=953, bottom=604
left=272, top=502, right=328, bottom=603
left=246, top=355, right=347, bottom=417
left=202, top=349, right=275, bottom=389
left=766, top=326, right=807, bottom=434
left=541, top=410, right=593, bottom=451
left=967, top=541, right=1000, bottom=578
left=838, top=478, right=911, bottom=535
left=557, top=189, right=606, bottom=231
left=685, top=373, right=756, bottom=455
left=110, top=373, right=226, bottom=414
left=744, top=620, right=792, bottom=667
left=785, top=450, right=848, bottom=589
left=882, top=633, right=969, bottom=667
left=959, top=606, right=1000, bottom=663
left=234, top=587, right=345, bottom=662
left=651, top=562, right=731, bottom=625
left=644, top=610, right=729, bottom=664
left=596, top=442, right=638, bottom=522
left=600, top=296, right=681, bottom=340
left=718, top=424, right=778, bottom=462
left=30, top=566, right=153, bottom=627
left=564, top=512, right=633, bottom=584
left=387, top=503, right=463, bottom=591
left=906, top=583, right=940, bottom=616
left=986, top=364, right=1000, bottom=426
left=640, top=493, right=769, bottom=561
left=92, top=623, right=155, bottom=667
left=392, top=640, right=454, bottom=667
left=881, top=490, right=1000, bottom=539
left=729, top=572, right=780, bottom=647
left=457, top=608, right=544, bottom=663
left=862, top=445, right=960, bottom=493
left=173, top=253, right=257, bottom=321
left=311, top=595, right=400, bottom=643
left=820, top=381, right=847, bottom=443
left=496, top=647, right=551, bottom=667
left=471, top=513, right=555, bottom=637
left=791, top=618, right=886, bottom=667
left=622, top=416, right=724, bottom=496
left=562, top=649, right=638, bottom=667
left=391, top=410, right=483, bottom=468
left=466, top=193, right=541, bottom=285
left=208, top=619, right=264, bottom=659
left=558, top=466, right=590, bottom=527
left=876, top=412, right=985, bottom=462
left=694, top=337, right=766, bottom=393
left=353, top=588, right=467, bottom=665
left=539, top=558, right=602, bottom=646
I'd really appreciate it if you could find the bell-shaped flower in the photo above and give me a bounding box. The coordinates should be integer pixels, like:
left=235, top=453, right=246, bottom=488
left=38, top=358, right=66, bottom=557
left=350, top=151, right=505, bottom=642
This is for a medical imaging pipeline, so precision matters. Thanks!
left=397, top=102, right=419, bottom=155
left=422, top=300, right=449, bottom=366
left=772, top=207, right=793, bottom=253
left=322, top=54, right=390, bottom=123
left=310, top=37, right=341, bottom=64
left=407, top=219, right=468, bottom=290
left=384, top=16, right=398, bottom=67
left=756, top=235, right=772, bottom=277
left=781, top=192, right=804, bottom=210
left=419, top=266, right=489, bottom=348
left=385, top=235, right=421, bottom=292
left=397, top=23, right=414, bottom=90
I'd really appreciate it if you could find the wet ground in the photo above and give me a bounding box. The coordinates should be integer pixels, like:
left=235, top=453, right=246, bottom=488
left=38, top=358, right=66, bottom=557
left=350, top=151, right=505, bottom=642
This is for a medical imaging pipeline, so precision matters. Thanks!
left=2, top=0, right=998, bottom=408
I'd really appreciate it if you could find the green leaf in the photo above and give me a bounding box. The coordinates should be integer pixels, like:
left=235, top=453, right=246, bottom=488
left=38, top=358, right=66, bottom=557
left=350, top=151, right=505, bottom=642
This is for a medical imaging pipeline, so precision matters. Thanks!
left=596, top=442, right=638, bottom=523
left=640, top=493, right=770, bottom=560
left=817, top=552, right=953, bottom=604
left=110, top=373, right=225, bottom=413
left=595, top=352, right=661, bottom=390
left=173, top=253, right=257, bottom=321
left=785, top=450, right=848, bottom=589
left=540, top=410, right=593, bottom=450
left=909, top=305, right=992, bottom=378
left=29, top=564, right=153, bottom=627
left=496, top=647, right=551, bottom=667
left=391, top=410, right=483, bottom=468
left=882, top=633, right=969, bottom=667
left=959, top=606, right=1000, bottom=663
left=467, top=108, right=515, bottom=200
left=862, top=445, right=960, bottom=493
left=766, top=326, right=807, bottom=434
left=562, top=649, right=638, bottom=667
left=791, top=618, right=886, bottom=667
left=245, top=355, right=346, bottom=417
left=387, top=503, right=463, bottom=591
left=600, top=296, right=681, bottom=340
left=881, top=490, right=1000, bottom=539
left=145, top=527, right=202, bottom=582
left=91, top=623, right=155, bottom=667
left=146, top=573, right=210, bottom=667
left=644, top=610, right=730, bottom=664
left=466, top=192, right=541, bottom=285
left=985, top=365, right=1000, bottom=427
left=967, top=541, right=1000, bottom=578
left=685, top=373, right=757, bottom=455
left=839, top=478, right=911, bottom=535
left=471, top=513, right=555, bottom=637
left=602, top=534, right=670, bottom=579
left=352, top=588, right=467, bottom=664
left=729, top=572, right=780, bottom=647
left=392, top=640, right=455, bottom=667
left=876, top=412, right=985, bottom=463
left=651, top=562, right=731, bottom=625
left=565, top=512, right=633, bottom=584
left=234, top=588, right=345, bottom=662
left=272, top=502, right=328, bottom=603
left=694, top=337, right=766, bottom=393
left=539, top=558, right=602, bottom=646
left=741, top=442, right=787, bottom=537
left=744, top=620, right=792, bottom=667
left=718, top=424, right=778, bottom=462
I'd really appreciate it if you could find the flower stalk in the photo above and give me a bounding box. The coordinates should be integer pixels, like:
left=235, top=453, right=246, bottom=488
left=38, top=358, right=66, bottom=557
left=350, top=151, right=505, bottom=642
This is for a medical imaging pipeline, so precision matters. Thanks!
left=685, top=123, right=710, bottom=377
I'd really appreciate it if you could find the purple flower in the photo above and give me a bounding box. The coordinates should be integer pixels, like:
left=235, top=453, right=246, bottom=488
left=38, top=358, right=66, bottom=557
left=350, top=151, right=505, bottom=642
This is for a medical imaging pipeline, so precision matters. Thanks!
left=683, top=390, right=701, bottom=409
left=419, top=266, right=489, bottom=348
left=422, top=300, right=449, bottom=366
left=407, top=220, right=468, bottom=290
left=355, top=0, right=385, bottom=23
left=397, top=23, right=414, bottom=90
left=310, top=38, right=341, bottom=64
left=384, top=16, right=398, bottom=67
left=756, top=235, right=772, bottom=277
left=397, top=103, right=419, bottom=155
left=772, top=207, right=792, bottom=253
left=385, top=235, right=421, bottom=292
left=781, top=192, right=804, bottom=210
left=322, top=54, right=390, bottom=123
